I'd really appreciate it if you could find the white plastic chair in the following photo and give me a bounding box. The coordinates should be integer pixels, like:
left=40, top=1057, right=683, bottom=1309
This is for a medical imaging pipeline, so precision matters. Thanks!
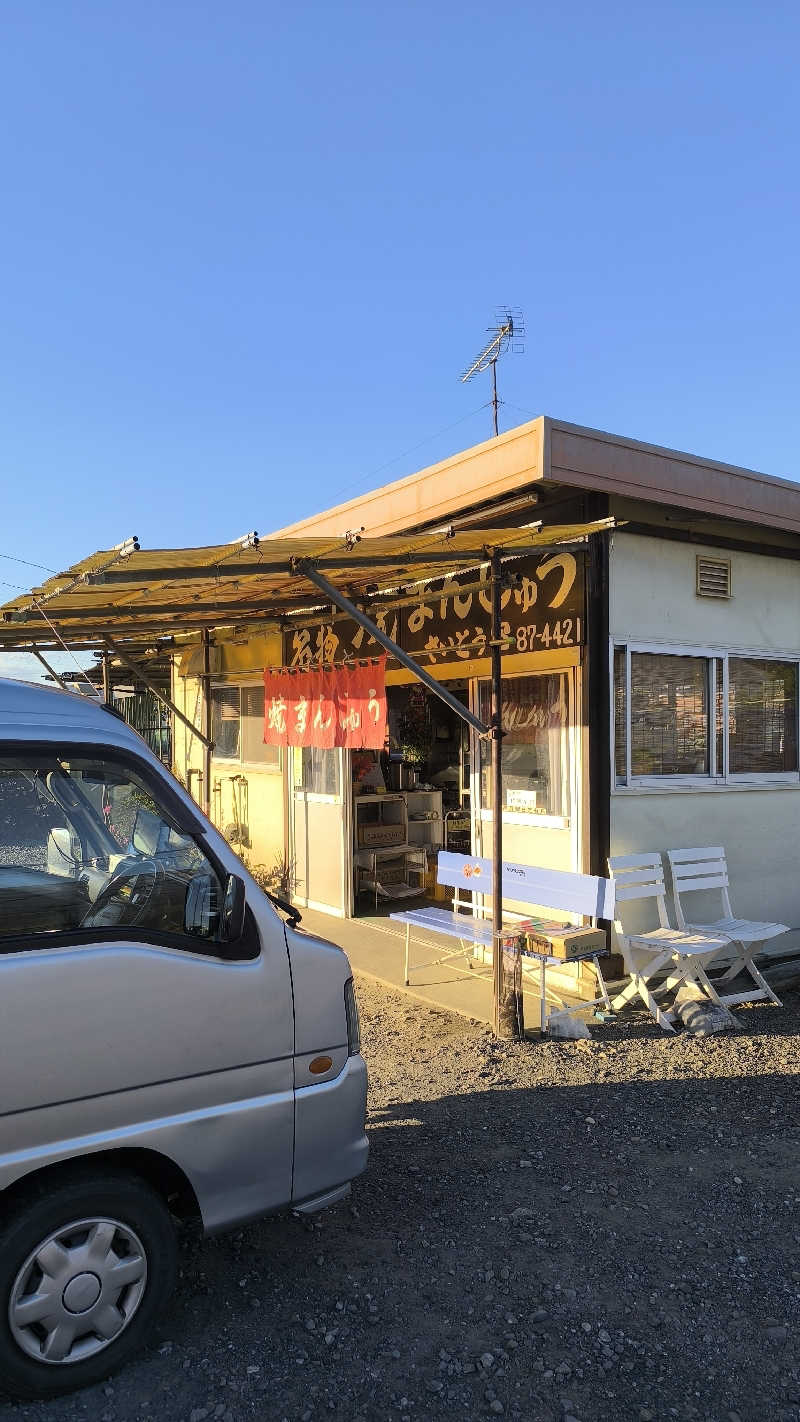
left=666, top=847, right=785, bottom=1009
left=608, top=853, right=734, bottom=1032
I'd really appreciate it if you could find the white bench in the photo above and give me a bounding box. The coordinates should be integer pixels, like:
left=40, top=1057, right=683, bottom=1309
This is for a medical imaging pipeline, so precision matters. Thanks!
left=390, top=851, right=615, bottom=1030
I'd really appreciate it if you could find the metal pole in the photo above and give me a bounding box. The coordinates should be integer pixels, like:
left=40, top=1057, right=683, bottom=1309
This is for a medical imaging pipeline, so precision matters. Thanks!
left=491, top=550, right=504, bottom=1034
left=490, top=550, right=522, bottom=1039
left=102, top=636, right=213, bottom=749
left=30, top=647, right=70, bottom=692
left=491, top=359, right=499, bottom=437
left=201, top=630, right=212, bottom=818
left=296, top=562, right=490, bottom=736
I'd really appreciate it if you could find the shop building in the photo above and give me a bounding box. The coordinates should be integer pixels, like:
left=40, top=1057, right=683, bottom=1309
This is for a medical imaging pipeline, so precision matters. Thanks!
left=170, top=416, right=800, bottom=949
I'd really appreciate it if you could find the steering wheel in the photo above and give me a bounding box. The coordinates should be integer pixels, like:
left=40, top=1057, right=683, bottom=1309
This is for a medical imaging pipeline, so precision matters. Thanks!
left=80, top=857, right=163, bottom=929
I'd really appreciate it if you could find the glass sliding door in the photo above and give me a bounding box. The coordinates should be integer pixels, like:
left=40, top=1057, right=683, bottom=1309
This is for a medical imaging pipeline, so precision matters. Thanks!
left=475, top=669, right=579, bottom=879
left=289, top=748, right=351, bottom=916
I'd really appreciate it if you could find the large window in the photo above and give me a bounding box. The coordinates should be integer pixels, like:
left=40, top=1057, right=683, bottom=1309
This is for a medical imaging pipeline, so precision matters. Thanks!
left=478, top=673, right=570, bottom=818
left=0, top=751, right=229, bottom=945
left=728, top=659, right=798, bottom=773
left=630, top=653, right=709, bottom=776
left=614, top=647, right=799, bottom=784
left=211, top=685, right=281, bottom=769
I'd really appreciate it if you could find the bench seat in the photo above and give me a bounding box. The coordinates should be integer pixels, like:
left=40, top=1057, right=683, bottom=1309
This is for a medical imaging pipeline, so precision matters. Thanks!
left=390, top=905, right=562, bottom=962
left=390, top=851, right=615, bottom=1029
left=389, top=905, right=493, bottom=946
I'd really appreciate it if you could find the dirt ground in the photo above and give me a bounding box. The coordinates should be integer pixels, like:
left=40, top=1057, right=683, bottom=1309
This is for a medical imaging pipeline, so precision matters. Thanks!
left=3, top=975, right=800, bottom=1422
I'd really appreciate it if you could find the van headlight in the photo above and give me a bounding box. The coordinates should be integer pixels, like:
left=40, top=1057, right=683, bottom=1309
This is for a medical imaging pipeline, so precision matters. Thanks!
left=344, top=977, right=361, bottom=1056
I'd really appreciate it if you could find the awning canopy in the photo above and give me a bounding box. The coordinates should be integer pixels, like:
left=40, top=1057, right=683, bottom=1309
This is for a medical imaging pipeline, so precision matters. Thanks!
left=0, top=521, right=613, bottom=651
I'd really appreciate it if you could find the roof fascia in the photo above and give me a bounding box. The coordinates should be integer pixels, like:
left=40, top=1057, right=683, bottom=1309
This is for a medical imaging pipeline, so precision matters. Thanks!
left=545, top=418, right=800, bottom=536
left=270, top=418, right=546, bottom=539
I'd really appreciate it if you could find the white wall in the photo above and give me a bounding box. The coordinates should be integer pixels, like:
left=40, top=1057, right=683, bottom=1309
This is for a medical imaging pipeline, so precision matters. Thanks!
left=609, top=533, right=800, bottom=944
left=610, top=531, right=800, bottom=653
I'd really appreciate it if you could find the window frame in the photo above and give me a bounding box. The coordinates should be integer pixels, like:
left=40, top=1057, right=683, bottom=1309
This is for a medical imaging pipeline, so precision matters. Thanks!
left=210, top=681, right=282, bottom=773
left=475, top=668, right=574, bottom=829
left=0, top=741, right=260, bottom=960
left=611, top=641, right=800, bottom=791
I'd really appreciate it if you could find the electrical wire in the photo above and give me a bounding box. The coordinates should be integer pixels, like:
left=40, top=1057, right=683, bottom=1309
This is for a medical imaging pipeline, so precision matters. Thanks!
left=325, top=402, right=492, bottom=503
left=0, top=552, right=57, bottom=573
left=28, top=601, right=100, bottom=693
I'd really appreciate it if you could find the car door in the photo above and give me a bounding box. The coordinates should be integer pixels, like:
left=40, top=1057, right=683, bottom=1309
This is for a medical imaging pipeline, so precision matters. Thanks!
left=0, top=745, right=295, bottom=1228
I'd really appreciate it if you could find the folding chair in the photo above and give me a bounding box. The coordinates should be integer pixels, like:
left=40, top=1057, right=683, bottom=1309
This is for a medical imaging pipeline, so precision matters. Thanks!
left=666, top=847, right=785, bottom=1009
left=608, top=853, right=734, bottom=1032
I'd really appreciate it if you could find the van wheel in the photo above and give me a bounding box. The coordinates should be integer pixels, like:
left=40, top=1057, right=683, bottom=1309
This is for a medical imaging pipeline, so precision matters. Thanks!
left=0, top=1169, right=177, bottom=1399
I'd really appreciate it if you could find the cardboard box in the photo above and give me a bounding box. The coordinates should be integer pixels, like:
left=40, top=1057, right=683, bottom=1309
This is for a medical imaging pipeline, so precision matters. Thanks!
left=518, top=919, right=607, bottom=963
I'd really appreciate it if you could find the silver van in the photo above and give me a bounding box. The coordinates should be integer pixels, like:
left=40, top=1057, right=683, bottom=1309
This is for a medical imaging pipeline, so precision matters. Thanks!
left=0, top=678, right=368, bottom=1398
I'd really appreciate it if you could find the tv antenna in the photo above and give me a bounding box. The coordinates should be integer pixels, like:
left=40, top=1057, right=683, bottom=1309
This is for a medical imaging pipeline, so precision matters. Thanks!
left=460, top=307, right=525, bottom=437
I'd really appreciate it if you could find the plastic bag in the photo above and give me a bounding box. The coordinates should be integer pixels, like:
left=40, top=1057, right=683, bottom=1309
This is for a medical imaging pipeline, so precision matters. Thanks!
left=546, top=1010, right=591, bottom=1039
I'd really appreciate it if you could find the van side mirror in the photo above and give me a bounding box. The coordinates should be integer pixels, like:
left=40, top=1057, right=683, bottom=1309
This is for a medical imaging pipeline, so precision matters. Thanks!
left=47, top=826, right=79, bottom=876
left=223, top=874, right=246, bottom=941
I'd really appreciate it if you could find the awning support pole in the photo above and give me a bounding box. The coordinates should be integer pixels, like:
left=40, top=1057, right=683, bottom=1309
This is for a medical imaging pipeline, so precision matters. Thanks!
left=490, top=550, right=523, bottom=1040
left=30, top=647, right=70, bottom=692
left=101, top=652, right=111, bottom=705
left=296, top=561, right=490, bottom=736
left=201, top=630, right=212, bottom=818
left=103, top=636, right=213, bottom=751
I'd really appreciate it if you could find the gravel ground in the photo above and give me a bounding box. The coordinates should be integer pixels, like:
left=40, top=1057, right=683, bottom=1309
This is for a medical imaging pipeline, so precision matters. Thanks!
left=3, top=975, right=800, bottom=1422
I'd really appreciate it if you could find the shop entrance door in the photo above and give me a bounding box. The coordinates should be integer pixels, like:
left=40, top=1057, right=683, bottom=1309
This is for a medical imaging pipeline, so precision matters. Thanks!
left=474, top=667, right=580, bottom=883
left=290, top=748, right=351, bottom=917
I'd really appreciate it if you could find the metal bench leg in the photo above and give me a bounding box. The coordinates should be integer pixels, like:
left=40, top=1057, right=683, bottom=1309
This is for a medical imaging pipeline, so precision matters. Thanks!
left=404, top=922, right=411, bottom=987
left=593, top=954, right=612, bottom=1010
left=540, top=960, right=547, bottom=1033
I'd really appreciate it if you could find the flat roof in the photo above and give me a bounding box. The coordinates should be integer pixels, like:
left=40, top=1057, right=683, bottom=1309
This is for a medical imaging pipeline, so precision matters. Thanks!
left=272, top=415, right=800, bottom=541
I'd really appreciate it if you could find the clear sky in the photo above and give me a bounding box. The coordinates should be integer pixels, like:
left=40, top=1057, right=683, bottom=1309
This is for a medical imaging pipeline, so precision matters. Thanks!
left=1, top=1, right=799, bottom=679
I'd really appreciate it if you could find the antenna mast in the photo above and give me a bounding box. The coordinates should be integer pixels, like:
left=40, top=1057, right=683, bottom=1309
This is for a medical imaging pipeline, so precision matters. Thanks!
left=460, top=307, right=525, bottom=437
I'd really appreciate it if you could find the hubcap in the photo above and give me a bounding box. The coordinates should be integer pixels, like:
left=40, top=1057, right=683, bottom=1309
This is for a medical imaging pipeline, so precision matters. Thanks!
left=9, top=1217, right=148, bottom=1365
left=62, top=1272, right=102, bottom=1313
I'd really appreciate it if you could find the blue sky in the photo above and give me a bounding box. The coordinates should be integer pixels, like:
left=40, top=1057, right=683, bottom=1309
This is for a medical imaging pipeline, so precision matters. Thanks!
left=1, top=1, right=799, bottom=678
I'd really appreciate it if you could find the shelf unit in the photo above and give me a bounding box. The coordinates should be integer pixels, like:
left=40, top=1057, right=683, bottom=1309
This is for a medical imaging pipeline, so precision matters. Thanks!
left=353, top=792, right=427, bottom=908
left=405, top=789, right=443, bottom=853
left=354, top=793, right=407, bottom=848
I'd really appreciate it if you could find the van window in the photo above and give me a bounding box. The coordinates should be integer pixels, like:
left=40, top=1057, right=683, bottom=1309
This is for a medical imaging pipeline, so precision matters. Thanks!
left=0, top=753, right=227, bottom=945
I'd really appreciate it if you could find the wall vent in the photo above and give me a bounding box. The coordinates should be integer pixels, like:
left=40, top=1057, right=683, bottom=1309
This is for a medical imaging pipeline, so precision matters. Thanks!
left=696, top=555, right=732, bottom=599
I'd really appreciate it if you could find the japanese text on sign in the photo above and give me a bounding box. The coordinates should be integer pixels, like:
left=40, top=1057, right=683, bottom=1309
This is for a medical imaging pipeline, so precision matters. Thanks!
left=284, top=551, right=584, bottom=669
left=263, top=659, right=387, bottom=749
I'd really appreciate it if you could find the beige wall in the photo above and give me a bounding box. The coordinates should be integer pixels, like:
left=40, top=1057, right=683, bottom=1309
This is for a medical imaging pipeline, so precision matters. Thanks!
left=609, top=533, right=800, bottom=942
left=171, top=630, right=286, bottom=878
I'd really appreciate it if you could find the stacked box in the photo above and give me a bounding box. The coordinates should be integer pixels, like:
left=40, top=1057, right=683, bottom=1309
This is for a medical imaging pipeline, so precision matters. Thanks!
left=517, top=918, right=607, bottom=962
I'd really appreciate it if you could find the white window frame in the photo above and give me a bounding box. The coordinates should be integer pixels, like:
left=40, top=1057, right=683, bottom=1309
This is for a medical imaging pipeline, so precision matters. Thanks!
left=611, top=640, right=800, bottom=791
left=210, top=681, right=282, bottom=772
left=475, top=666, right=576, bottom=829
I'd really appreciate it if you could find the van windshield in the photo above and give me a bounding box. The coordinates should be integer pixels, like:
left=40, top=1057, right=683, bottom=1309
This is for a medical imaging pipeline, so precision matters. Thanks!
left=0, top=752, right=225, bottom=943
